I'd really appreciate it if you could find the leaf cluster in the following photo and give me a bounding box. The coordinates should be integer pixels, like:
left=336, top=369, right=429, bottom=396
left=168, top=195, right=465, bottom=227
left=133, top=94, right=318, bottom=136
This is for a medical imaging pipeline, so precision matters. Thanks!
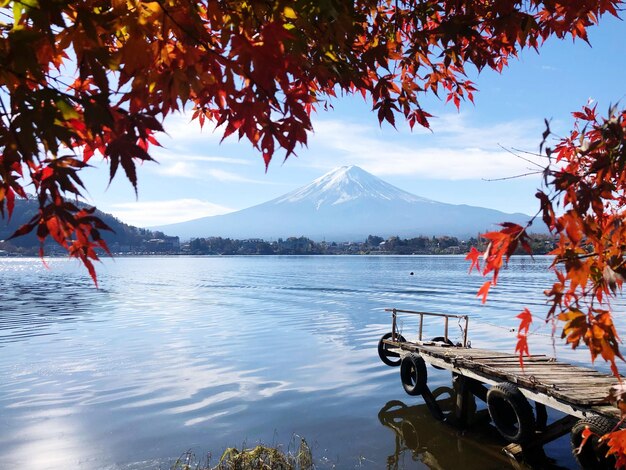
left=0, top=0, right=621, bottom=279
left=541, top=105, right=626, bottom=376
left=468, top=105, right=626, bottom=372
left=468, top=105, right=626, bottom=466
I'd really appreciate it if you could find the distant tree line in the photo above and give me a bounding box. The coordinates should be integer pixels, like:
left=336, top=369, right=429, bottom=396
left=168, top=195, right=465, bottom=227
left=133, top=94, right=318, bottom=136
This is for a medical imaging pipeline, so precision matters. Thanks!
left=185, top=234, right=556, bottom=256
left=1, top=199, right=555, bottom=257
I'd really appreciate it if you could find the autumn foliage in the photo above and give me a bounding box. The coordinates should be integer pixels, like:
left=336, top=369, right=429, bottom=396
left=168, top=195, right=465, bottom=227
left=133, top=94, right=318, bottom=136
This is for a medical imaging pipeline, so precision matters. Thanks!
left=0, top=0, right=622, bottom=283
left=470, top=105, right=626, bottom=465
left=470, top=106, right=626, bottom=374
left=2, top=0, right=626, bottom=465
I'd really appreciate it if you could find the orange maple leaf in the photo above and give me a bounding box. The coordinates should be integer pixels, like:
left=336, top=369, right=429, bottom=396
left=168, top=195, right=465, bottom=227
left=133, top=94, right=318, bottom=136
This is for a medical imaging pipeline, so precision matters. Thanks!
left=605, top=429, right=626, bottom=468
left=514, top=309, right=533, bottom=368
left=517, top=308, right=533, bottom=334
left=515, top=335, right=530, bottom=369
left=575, top=427, right=594, bottom=456
left=477, top=281, right=491, bottom=304
left=465, top=246, right=481, bottom=273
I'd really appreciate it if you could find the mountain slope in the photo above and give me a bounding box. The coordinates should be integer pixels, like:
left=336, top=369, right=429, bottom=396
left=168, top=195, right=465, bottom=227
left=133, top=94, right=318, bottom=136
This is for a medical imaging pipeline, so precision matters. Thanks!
left=155, top=166, right=539, bottom=240
left=0, top=198, right=168, bottom=252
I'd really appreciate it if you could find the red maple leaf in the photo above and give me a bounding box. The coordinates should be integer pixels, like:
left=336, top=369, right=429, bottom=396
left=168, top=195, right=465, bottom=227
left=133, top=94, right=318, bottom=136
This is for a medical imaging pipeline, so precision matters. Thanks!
left=465, top=246, right=481, bottom=273
left=477, top=281, right=491, bottom=304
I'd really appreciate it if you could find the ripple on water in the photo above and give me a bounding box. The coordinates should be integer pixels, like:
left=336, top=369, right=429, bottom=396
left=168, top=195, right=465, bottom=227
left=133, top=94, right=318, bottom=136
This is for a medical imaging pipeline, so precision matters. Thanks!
left=0, top=256, right=608, bottom=469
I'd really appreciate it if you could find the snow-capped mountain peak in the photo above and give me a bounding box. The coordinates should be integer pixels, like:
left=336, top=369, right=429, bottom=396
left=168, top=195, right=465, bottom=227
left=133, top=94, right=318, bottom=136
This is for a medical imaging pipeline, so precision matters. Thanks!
left=272, top=165, right=430, bottom=209
left=154, top=165, right=538, bottom=241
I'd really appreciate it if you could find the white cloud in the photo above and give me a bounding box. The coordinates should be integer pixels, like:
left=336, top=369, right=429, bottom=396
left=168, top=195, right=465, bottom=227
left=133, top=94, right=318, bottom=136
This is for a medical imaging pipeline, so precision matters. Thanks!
left=148, top=109, right=549, bottom=183
left=428, top=112, right=542, bottom=149
left=148, top=161, right=274, bottom=184
left=149, top=160, right=195, bottom=178
left=158, top=112, right=223, bottom=145
left=156, top=113, right=255, bottom=152
left=145, top=150, right=274, bottom=184
left=109, top=199, right=234, bottom=227
left=151, top=150, right=252, bottom=166
left=205, top=168, right=261, bottom=183
left=305, top=113, right=547, bottom=180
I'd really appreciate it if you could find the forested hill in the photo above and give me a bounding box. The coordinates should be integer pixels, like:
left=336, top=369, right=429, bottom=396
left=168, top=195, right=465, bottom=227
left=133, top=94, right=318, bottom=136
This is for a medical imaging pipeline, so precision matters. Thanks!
left=0, top=198, right=178, bottom=255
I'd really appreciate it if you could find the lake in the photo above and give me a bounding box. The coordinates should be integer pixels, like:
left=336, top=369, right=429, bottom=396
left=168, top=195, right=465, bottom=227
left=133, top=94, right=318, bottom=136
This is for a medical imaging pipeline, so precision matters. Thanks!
left=0, top=256, right=619, bottom=469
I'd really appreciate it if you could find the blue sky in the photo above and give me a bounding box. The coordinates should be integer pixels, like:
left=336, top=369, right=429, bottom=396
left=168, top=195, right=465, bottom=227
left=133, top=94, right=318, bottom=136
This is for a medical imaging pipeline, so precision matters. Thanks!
left=81, top=14, right=625, bottom=228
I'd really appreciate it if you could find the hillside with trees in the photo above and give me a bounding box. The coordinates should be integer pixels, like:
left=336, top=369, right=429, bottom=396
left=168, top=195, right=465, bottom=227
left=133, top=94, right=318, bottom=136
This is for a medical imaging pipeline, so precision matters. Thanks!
left=0, top=197, right=179, bottom=256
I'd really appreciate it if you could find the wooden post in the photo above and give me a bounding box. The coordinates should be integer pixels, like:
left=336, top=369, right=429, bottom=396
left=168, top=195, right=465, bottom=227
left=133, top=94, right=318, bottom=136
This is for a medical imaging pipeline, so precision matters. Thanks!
left=463, top=316, right=469, bottom=347
left=467, top=379, right=488, bottom=403
left=392, top=309, right=397, bottom=341
left=444, top=316, right=449, bottom=342
left=419, top=313, right=423, bottom=341
left=452, top=374, right=476, bottom=427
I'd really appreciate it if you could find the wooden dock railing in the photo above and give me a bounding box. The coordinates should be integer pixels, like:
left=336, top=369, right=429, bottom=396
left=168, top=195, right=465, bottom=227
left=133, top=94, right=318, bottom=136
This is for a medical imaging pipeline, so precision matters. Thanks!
left=384, top=308, right=469, bottom=347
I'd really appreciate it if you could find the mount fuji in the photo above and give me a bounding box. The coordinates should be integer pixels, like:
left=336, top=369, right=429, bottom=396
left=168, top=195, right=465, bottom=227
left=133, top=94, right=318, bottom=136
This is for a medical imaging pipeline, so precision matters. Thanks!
left=155, top=166, right=537, bottom=240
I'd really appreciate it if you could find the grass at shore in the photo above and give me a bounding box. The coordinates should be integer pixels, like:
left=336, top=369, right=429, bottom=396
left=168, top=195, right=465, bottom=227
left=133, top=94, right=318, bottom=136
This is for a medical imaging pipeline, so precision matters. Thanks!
left=172, top=439, right=314, bottom=470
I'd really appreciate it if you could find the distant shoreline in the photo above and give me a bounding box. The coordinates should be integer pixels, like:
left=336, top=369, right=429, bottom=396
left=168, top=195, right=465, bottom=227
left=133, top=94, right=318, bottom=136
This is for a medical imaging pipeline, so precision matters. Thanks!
left=1, top=233, right=555, bottom=257
left=0, top=252, right=551, bottom=259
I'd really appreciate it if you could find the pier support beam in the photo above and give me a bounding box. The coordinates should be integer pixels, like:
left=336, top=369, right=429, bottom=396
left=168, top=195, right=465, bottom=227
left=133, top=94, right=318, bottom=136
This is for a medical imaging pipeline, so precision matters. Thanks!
left=502, top=415, right=578, bottom=462
left=421, top=387, right=445, bottom=421
left=452, top=374, right=477, bottom=427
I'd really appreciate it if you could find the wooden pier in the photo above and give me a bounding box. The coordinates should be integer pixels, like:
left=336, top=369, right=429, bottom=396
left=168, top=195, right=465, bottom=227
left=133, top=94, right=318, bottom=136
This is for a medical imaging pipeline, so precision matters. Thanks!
left=378, top=308, right=623, bottom=469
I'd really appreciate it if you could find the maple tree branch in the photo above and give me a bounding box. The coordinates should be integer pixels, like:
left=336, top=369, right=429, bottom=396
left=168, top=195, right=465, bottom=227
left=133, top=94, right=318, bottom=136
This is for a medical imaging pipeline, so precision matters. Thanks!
left=510, top=147, right=551, bottom=159
left=497, top=144, right=545, bottom=169
left=0, top=65, right=83, bottom=105
left=482, top=170, right=542, bottom=181
left=554, top=251, right=598, bottom=263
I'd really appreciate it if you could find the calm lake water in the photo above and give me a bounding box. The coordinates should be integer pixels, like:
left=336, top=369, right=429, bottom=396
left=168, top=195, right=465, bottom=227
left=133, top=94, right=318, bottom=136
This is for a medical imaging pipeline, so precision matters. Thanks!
left=0, top=256, right=621, bottom=469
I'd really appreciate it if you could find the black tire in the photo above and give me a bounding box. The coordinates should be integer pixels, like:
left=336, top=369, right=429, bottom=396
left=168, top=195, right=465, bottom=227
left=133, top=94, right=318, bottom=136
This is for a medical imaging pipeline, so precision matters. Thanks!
left=487, top=383, right=536, bottom=443
left=423, top=386, right=455, bottom=421
left=400, top=353, right=427, bottom=396
left=431, top=336, right=453, bottom=345
left=377, top=400, right=408, bottom=426
left=378, top=332, right=406, bottom=367
left=431, top=386, right=456, bottom=416
left=571, top=416, right=617, bottom=469
left=431, top=336, right=453, bottom=370
left=400, top=419, right=420, bottom=449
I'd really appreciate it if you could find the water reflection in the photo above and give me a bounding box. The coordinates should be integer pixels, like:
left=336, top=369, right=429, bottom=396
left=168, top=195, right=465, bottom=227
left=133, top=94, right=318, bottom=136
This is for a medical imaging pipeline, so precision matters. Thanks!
left=0, top=259, right=103, bottom=347
left=0, top=256, right=613, bottom=468
left=378, top=390, right=508, bottom=470
left=377, top=387, right=570, bottom=470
